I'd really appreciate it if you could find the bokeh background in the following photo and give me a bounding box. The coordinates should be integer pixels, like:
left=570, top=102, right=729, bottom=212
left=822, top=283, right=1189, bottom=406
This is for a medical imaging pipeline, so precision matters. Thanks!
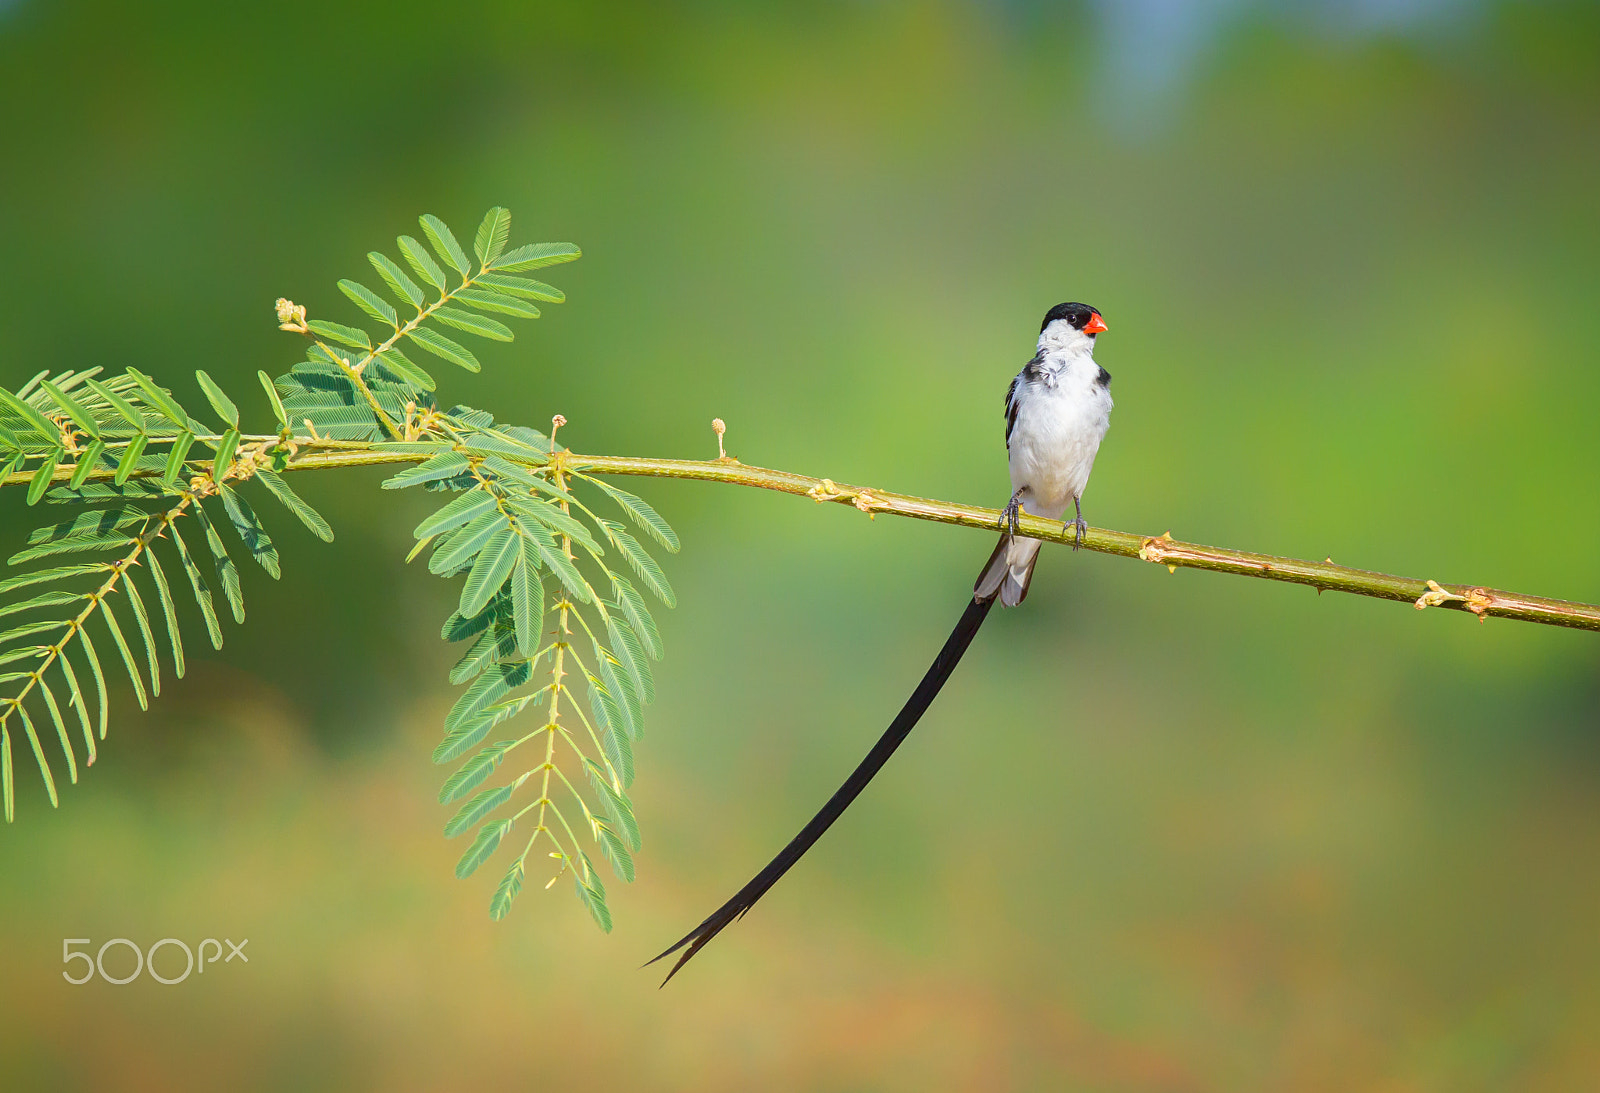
left=1, top=1, right=1598, bottom=1089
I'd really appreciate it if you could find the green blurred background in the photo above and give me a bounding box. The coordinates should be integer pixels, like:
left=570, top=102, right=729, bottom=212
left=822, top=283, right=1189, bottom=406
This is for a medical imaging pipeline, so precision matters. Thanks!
left=1, top=0, right=1598, bottom=1089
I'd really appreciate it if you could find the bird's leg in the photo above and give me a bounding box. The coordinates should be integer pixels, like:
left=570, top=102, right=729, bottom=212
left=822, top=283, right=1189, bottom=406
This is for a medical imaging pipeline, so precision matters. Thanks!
left=1000, top=489, right=1024, bottom=536
left=1072, top=497, right=1088, bottom=550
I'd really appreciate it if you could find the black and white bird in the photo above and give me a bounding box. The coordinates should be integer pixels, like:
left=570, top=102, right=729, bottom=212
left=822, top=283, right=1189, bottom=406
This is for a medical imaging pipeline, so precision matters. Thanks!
left=649, top=302, right=1113, bottom=984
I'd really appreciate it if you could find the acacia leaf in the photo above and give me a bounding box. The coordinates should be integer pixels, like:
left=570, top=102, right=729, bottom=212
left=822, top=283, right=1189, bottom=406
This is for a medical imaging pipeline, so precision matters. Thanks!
left=454, top=288, right=540, bottom=319
left=338, top=279, right=399, bottom=328
left=493, top=242, right=581, bottom=272
left=256, top=469, right=334, bottom=542
left=121, top=572, right=163, bottom=698
left=572, top=851, right=611, bottom=932
left=429, top=510, right=504, bottom=576
left=455, top=818, right=511, bottom=879
left=489, top=854, right=525, bottom=921
left=397, top=235, right=447, bottom=295
left=406, top=327, right=480, bottom=373
left=162, top=431, right=195, bottom=487
left=588, top=478, right=679, bottom=552
left=382, top=450, right=471, bottom=490
left=415, top=488, right=498, bottom=540
left=433, top=307, right=513, bottom=343
left=39, top=381, right=100, bottom=439
left=194, top=370, right=239, bottom=428
left=95, top=598, right=149, bottom=710
left=124, top=368, right=192, bottom=429
left=475, top=273, right=565, bottom=301
left=460, top=526, right=519, bottom=617
left=169, top=524, right=224, bottom=649
left=368, top=251, right=424, bottom=309
left=510, top=538, right=542, bottom=659
left=218, top=485, right=281, bottom=579
left=210, top=428, right=240, bottom=485
left=375, top=348, right=435, bottom=392
left=27, top=449, right=61, bottom=506
left=144, top=548, right=186, bottom=680
left=76, top=627, right=108, bottom=741
left=113, top=434, right=149, bottom=485
left=420, top=214, right=472, bottom=278
left=445, top=781, right=516, bottom=838
left=473, top=207, right=511, bottom=266
left=307, top=320, right=372, bottom=351
left=438, top=741, right=513, bottom=805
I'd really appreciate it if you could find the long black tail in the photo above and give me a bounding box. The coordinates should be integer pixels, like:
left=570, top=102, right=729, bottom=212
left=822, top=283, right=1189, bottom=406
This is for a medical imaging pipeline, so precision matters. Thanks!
left=648, top=592, right=996, bottom=985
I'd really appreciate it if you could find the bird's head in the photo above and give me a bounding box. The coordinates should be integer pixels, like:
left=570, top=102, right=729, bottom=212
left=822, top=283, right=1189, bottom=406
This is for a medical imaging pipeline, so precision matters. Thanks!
left=1039, top=302, right=1107, bottom=352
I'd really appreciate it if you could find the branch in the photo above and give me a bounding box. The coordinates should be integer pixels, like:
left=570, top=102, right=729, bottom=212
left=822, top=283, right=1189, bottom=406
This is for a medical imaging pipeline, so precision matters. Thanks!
left=554, top=453, right=1599, bottom=631
left=255, top=444, right=1600, bottom=632
left=9, top=439, right=1595, bottom=631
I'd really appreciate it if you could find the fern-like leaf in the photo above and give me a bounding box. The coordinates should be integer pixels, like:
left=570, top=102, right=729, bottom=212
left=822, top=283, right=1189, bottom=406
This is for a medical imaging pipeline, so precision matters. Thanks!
left=338, top=279, right=400, bottom=329
left=396, top=235, right=447, bottom=296
left=475, top=273, right=565, bottom=302
left=489, top=855, right=525, bottom=921
left=194, top=370, right=240, bottom=429
left=96, top=598, right=150, bottom=710
left=492, top=242, right=581, bottom=272
left=455, top=819, right=511, bottom=879
left=120, top=574, right=163, bottom=698
left=169, top=523, right=223, bottom=650
left=420, top=214, right=473, bottom=280
left=217, top=485, right=281, bottom=579
left=473, top=207, right=512, bottom=267
left=407, top=327, right=481, bottom=373
left=256, top=470, right=334, bottom=542
left=143, top=548, right=186, bottom=681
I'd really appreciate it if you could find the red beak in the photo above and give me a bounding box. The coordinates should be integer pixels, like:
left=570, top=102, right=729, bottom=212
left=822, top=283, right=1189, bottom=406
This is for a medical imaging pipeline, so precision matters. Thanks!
left=1083, top=313, right=1108, bottom=335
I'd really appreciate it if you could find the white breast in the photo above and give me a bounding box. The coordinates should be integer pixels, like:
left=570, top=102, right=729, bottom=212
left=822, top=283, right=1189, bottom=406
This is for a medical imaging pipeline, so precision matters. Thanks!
left=1007, top=354, right=1112, bottom=520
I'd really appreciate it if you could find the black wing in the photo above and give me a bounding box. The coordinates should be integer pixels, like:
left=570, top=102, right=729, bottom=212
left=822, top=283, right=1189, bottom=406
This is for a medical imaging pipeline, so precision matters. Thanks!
left=1005, top=375, right=1019, bottom=448
left=1005, top=352, right=1044, bottom=449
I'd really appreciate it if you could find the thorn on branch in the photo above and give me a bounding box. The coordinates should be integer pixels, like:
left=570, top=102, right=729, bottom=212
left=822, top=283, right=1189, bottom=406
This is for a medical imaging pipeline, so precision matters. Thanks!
left=1139, top=531, right=1179, bottom=573
left=1466, top=587, right=1495, bottom=620
left=852, top=491, right=883, bottom=517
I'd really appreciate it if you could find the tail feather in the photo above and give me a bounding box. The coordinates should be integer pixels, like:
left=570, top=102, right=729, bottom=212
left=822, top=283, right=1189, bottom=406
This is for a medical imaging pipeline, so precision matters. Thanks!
left=647, top=593, right=996, bottom=984
left=974, top=533, right=1041, bottom=606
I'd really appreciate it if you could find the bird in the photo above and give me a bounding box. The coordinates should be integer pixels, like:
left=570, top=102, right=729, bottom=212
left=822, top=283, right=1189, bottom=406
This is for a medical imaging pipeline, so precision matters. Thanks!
left=648, top=301, right=1113, bottom=984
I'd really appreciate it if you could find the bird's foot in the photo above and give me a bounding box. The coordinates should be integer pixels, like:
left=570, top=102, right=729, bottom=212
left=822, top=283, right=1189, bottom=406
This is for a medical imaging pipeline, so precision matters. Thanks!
left=1000, top=492, right=1023, bottom=536
left=1071, top=500, right=1087, bottom=551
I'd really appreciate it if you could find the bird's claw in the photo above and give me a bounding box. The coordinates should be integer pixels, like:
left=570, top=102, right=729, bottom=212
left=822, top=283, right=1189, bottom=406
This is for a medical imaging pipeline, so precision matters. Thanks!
left=1000, top=494, right=1022, bottom=536
left=1072, top=514, right=1087, bottom=550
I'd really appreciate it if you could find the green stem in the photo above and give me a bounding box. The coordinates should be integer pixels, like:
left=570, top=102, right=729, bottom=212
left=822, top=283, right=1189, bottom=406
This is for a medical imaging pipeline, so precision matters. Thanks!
left=560, top=453, right=1600, bottom=631
left=317, top=340, right=401, bottom=442
left=8, top=439, right=1598, bottom=631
